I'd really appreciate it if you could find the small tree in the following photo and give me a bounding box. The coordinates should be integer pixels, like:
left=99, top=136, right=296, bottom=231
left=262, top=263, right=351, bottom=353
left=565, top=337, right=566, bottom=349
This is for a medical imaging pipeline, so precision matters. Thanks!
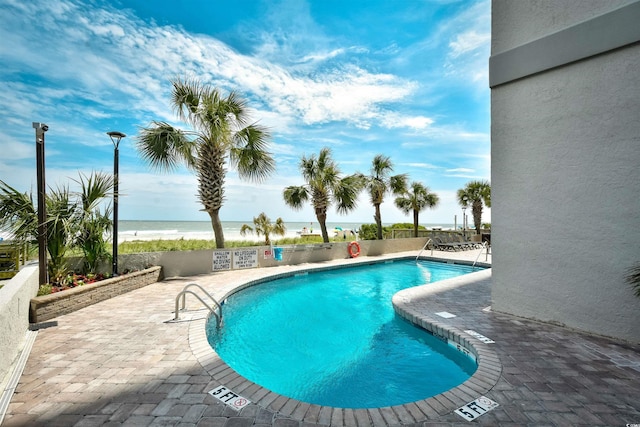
left=394, top=181, right=439, bottom=237
left=283, top=148, right=363, bottom=243
left=360, top=155, right=407, bottom=240
left=0, top=172, right=115, bottom=285
left=73, top=172, right=114, bottom=273
left=457, top=180, right=491, bottom=234
left=240, top=212, right=286, bottom=245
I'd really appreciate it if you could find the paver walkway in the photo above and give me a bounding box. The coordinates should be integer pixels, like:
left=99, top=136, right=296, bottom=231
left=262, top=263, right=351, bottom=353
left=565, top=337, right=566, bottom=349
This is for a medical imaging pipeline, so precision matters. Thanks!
left=3, top=250, right=640, bottom=426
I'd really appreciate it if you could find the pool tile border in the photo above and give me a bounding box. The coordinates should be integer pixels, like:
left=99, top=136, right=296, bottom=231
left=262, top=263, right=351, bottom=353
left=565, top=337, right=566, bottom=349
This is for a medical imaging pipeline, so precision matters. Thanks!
left=188, top=257, right=500, bottom=426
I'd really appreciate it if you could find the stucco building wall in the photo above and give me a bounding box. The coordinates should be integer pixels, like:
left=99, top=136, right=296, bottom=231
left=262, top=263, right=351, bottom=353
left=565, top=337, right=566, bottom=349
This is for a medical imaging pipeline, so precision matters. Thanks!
left=490, top=0, right=640, bottom=342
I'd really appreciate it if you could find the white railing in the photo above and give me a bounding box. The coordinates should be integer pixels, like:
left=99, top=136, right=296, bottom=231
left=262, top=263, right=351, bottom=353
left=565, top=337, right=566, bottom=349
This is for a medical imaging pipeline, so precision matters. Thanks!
left=174, top=283, right=222, bottom=325
left=472, top=242, right=491, bottom=270
left=415, top=238, right=433, bottom=261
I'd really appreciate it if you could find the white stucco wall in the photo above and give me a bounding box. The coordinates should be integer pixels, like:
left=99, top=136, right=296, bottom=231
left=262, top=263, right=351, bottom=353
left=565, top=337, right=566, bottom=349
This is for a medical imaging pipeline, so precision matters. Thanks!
left=0, top=265, right=39, bottom=385
left=491, top=0, right=640, bottom=342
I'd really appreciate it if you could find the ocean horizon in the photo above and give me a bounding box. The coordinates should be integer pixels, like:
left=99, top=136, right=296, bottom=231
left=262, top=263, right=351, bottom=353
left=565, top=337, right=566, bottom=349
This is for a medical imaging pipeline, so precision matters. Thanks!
left=117, top=220, right=458, bottom=242
left=0, top=220, right=458, bottom=242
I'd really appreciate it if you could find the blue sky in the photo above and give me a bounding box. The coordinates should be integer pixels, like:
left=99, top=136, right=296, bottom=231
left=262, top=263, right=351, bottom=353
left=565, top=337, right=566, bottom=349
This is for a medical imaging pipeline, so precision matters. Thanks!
left=0, top=0, right=491, bottom=225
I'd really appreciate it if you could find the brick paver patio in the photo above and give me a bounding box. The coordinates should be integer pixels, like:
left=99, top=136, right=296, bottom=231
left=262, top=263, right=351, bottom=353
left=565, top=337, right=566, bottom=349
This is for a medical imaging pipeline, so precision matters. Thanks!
left=3, top=250, right=640, bottom=426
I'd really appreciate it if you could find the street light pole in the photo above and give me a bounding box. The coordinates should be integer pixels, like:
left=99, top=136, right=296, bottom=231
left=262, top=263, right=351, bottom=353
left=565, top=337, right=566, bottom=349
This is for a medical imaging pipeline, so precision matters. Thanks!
left=33, top=122, right=49, bottom=285
left=107, top=131, right=126, bottom=276
left=462, top=196, right=468, bottom=238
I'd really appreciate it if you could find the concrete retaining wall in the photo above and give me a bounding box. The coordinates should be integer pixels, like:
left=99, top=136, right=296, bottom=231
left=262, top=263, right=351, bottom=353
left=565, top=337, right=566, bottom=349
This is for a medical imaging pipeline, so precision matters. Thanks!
left=29, top=266, right=162, bottom=323
left=114, top=237, right=430, bottom=278
left=0, top=265, right=39, bottom=384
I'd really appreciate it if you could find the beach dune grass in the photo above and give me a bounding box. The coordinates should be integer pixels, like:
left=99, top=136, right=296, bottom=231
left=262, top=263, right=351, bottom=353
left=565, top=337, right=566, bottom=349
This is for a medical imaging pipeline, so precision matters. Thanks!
left=117, top=234, right=355, bottom=253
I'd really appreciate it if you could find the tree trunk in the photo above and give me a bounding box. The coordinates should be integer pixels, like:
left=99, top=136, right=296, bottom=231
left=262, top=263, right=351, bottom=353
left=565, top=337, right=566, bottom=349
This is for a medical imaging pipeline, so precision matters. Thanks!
left=315, top=207, right=329, bottom=243
left=472, top=200, right=483, bottom=235
left=208, top=209, right=225, bottom=248
left=374, top=203, right=383, bottom=240
left=413, top=209, right=419, bottom=238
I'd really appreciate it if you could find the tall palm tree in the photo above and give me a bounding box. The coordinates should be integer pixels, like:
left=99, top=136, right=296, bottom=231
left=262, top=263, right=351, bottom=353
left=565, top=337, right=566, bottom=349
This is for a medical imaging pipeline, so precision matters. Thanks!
left=137, top=77, right=275, bottom=248
left=457, top=180, right=491, bottom=234
left=394, top=181, right=439, bottom=237
left=240, top=212, right=286, bottom=245
left=361, top=154, right=407, bottom=240
left=283, top=147, right=362, bottom=243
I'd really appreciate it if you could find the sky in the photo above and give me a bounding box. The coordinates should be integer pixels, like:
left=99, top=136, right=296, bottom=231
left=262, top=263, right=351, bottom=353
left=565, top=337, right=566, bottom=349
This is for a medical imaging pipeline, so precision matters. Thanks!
left=0, top=0, right=491, bottom=225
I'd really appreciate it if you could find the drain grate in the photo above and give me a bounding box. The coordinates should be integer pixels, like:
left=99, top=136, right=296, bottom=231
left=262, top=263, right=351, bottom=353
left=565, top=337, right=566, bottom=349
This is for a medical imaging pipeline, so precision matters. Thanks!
left=29, top=321, right=58, bottom=331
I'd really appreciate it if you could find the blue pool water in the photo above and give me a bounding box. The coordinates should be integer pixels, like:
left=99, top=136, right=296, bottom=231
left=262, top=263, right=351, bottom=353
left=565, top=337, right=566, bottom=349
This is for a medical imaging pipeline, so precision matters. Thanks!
left=206, top=259, right=481, bottom=408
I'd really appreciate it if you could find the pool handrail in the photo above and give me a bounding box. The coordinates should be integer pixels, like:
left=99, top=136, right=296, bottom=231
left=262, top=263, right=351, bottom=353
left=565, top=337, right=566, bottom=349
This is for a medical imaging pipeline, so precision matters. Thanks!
left=472, top=241, right=491, bottom=270
left=174, top=282, right=222, bottom=325
left=415, top=238, right=433, bottom=261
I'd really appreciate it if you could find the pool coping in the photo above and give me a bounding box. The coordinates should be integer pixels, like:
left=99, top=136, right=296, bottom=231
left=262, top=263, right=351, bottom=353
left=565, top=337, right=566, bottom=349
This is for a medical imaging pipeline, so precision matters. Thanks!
left=187, top=256, right=500, bottom=425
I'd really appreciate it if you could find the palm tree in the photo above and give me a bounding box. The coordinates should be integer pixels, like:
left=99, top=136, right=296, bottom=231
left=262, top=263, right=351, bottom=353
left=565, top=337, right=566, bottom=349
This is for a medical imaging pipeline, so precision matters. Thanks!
left=0, top=180, right=38, bottom=248
left=361, top=155, right=407, bottom=240
left=394, top=181, right=439, bottom=237
left=0, top=173, right=114, bottom=284
left=73, top=172, right=114, bottom=273
left=45, top=186, right=75, bottom=283
left=137, top=77, right=275, bottom=248
left=240, top=212, right=286, bottom=245
left=457, top=180, right=491, bottom=234
left=283, top=147, right=362, bottom=243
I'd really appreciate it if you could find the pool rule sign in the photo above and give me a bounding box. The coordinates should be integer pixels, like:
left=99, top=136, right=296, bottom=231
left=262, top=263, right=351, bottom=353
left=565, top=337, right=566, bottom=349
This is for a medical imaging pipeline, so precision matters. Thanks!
left=232, top=249, right=258, bottom=269
left=212, top=249, right=258, bottom=271
left=455, top=396, right=499, bottom=421
left=208, top=386, right=250, bottom=410
left=213, top=250, right=232, bottom=271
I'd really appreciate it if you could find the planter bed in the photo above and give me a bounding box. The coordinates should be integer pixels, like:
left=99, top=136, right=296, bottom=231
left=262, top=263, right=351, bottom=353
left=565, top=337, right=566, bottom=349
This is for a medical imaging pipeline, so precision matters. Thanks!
left=30, top=266, right=162, bottom=323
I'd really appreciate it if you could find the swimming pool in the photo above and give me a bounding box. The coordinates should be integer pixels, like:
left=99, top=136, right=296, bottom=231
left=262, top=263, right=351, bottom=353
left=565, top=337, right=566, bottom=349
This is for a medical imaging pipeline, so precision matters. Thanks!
left=206, top=259, right=483, bottom=408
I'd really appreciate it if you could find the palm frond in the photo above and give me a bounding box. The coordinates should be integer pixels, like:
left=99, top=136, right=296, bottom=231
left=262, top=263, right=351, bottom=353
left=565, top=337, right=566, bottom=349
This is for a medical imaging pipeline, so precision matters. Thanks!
left=334, top=174, right=362, bottom=214
left=229, top=123, right=275, bottom=182
left=0, top=180, right=37, bottom=243
left=627, top=264, right=640, bottom=298
left=72, top=171, right=113, bottom=212
left=171, top=77, right=205, bottom=125
left=283, top=186, right=309, bottom=210
left=136, top=122, right=197, bottom=171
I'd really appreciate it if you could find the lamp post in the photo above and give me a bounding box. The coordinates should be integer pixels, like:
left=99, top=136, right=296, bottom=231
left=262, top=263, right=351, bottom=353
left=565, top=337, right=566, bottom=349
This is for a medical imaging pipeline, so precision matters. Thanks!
left=107, top=131, right=126, bottom=276
left=33, top=122, right=49, bottom=285
left=462, top=195, right=468, bottom=238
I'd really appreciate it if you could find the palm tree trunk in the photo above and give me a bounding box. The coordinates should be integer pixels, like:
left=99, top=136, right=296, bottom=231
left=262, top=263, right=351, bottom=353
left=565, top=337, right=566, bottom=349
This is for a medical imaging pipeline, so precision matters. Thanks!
left=472, top=200, right=482, bottom=235
left=413, top=209, right=419, bottom=238
left=374, top=203, right=383, bottom=240
left=315, top=208, right=330, bottom=243
left=208, top=209, right=225, bottom=248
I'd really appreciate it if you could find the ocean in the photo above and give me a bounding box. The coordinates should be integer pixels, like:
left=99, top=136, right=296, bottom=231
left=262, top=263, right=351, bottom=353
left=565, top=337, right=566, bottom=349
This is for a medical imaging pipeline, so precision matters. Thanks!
left=117, top=220, right=456, bottom=242
left=0, top=220, right=456, bottom=243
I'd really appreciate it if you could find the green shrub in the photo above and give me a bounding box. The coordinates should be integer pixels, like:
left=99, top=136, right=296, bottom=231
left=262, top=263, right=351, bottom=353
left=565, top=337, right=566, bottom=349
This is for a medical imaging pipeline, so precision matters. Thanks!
left=358, top=223, right=392, bottom=240
left=37, top=284, right=52, bottom=296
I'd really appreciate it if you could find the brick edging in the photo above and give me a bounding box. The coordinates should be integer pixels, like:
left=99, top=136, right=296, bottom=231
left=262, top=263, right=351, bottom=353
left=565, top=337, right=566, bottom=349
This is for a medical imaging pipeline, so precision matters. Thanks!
left=29, top=266, right=162, bottom=323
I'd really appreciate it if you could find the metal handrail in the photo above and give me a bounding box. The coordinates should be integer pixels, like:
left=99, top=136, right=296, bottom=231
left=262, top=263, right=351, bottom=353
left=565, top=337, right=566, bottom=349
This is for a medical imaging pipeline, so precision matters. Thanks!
left=415, top=238, right=433, bottom=261
left=472, top=242, right=490, bottom=270
left=174, top=283, right=222, bottom=325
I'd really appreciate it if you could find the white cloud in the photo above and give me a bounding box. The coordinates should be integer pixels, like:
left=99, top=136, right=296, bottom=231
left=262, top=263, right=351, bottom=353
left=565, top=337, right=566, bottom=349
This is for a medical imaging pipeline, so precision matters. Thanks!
left=448, top=30, right=491, bottom=58
left=446, top=167, right=475, bottom=173
left=401, top=162, right=440, bottom=169
left=0, top=0, right=491, bottom=224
